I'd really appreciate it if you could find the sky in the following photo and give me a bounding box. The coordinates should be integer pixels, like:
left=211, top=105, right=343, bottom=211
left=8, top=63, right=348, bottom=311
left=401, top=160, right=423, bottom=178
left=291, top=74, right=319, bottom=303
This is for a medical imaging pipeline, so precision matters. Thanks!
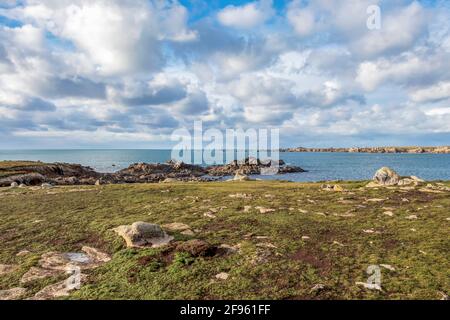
left=0, top=0, right=449, bottom=149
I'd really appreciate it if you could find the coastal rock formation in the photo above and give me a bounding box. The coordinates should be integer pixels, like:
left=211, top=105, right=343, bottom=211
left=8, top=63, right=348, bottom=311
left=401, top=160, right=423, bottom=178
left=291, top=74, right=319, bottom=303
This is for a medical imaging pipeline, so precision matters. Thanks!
left=0, top=158, right=306, bottom=187
left=206, top=157, right=306, bottom=176
left=113, top=222, right=173, bottom=248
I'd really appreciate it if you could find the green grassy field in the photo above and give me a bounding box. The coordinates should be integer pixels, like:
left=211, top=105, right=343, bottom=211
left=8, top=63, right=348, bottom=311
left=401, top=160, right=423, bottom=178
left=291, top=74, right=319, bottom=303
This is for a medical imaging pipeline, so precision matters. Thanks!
left=0, top=180, right=449, bottom=300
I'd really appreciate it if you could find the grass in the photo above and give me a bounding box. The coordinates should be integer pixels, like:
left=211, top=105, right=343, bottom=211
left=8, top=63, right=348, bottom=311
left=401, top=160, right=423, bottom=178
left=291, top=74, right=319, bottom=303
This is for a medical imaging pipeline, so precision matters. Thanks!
left=0, top=180, right=449, bottom=300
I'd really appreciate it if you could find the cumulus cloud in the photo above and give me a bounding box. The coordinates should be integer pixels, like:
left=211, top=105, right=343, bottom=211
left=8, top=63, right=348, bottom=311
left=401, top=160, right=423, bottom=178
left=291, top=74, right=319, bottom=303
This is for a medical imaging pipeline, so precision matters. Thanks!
left=217, top=0, right=274, bottom=29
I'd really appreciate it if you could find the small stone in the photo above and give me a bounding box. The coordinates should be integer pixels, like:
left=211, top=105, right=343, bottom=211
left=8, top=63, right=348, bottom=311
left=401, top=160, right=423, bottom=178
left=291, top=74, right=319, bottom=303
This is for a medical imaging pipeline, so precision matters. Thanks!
left=383, top=211, right=394, bottom=217
left=406, top=215, right=418, bottom=220
left=310, top=284, right=325, bottom=293
left=18, top=184, right=26, bottom=188
left=243, top=206, right=252, bottom=213
left=95, top=180, right=101, bottom=186
left=380, top=264, right=395, bottom=271
left=162, top=222, right=191, bottom=232
left=215, top=272, right=229, bottom=280
left=16, top=250, right=31, bottom=257
left=0, top=287, right=27, bottom=300
left=301, top=236, right=310, bottom=240
left=41, top=183, right=53, bottom=189
left=332, top=241, right=345, bottom=247
left=10, top=182, right=19, bottom=188
left=298, top=209, right=308, bottom=214
left=366, top=198, right=386, bottom=202
left=362, top=229, right=377, bottom=234
left=203, top=212, right=217, bottom=219
left=255, top=207, right=276, bottom=214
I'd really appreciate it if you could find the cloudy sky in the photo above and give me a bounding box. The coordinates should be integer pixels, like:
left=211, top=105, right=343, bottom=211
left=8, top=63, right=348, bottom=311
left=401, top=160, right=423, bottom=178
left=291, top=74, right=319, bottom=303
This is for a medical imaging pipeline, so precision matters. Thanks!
left=0, top=0, right=449, bottom=149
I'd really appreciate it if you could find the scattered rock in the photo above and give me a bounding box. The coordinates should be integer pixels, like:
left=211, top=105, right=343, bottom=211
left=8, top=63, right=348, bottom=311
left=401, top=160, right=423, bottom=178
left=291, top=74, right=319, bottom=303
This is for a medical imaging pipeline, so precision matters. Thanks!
left=95, top=180, right=101, bottom=186
left=310, top=284, right=325, bottom=293
left=322, top=184, right=345, bottom=192
left=373, top=167, right=400, bottom=186
left=298, top=209, right=308, bottom=214
left=229, top=193, right=252, bottom=199
left=383, top=211, right=394, bottom=217
left=366, top=198, right=386, bottom=202
left=255, top=207, right=276, bottom=214
left=81, top=246, right=111, bottom=264
left=0, top=287, right=27, bottom=300
left=380, top=264, right=395, bottom=271
left=18, top=183, right=26, bottom=188
left=301, top=236, right=310, bottom=241
left=20, top=267, right=61, bottom=284
left=176, top=240, right=216, bottom=257
left=162, top=222, right=191, bottom=232
left=31, top=274, right=88, bottom=300
left=16, top=250, right=31, bottom=257
left=406, top=215, right=418, bottom=220
left=180, top=229, right=195, bottom=236
left=203, top=212, right=217, bottom=219
left=0, top=264, right=18, bottom=275
left=10, top=182, right=18, bottom=188
left=113, top=222, right=173, bottom=248
left=215, top=272, right=229, bottom=280
left=243, top=206, right=252, bottom=213
left=362, top=229, right=380, bottom=234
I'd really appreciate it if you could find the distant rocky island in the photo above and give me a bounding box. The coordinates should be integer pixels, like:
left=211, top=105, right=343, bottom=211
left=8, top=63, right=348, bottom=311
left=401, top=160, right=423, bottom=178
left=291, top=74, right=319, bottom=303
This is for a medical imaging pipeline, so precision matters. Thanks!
left=280, top=146, right=450, bottom=154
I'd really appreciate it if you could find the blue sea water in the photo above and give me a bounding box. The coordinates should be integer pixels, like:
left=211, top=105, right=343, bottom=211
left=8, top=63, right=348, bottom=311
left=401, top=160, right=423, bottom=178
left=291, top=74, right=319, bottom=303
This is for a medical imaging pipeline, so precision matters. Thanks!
left=0, top=149, right=449, bottom=182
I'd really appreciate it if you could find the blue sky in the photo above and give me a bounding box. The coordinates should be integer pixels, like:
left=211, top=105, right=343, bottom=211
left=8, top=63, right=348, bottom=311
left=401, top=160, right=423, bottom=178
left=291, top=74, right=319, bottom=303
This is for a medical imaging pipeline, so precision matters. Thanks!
left=0, top=0, right=449, bottom=149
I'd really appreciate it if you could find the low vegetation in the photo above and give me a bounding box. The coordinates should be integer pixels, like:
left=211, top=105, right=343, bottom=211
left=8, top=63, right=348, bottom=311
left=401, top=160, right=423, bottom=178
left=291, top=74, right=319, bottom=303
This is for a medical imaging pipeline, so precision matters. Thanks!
left=0, top=180, right=449, bottom=300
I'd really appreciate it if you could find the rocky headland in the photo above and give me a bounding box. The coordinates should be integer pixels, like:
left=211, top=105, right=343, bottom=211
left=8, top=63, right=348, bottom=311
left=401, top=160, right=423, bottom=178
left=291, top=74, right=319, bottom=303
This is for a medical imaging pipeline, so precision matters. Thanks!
left=0, top=158, right=306, bottom=187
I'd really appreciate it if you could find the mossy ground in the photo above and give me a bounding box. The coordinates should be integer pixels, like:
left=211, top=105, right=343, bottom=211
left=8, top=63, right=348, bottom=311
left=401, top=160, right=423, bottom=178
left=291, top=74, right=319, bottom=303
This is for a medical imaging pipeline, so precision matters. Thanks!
left=0, top=180, right=449, bottom=300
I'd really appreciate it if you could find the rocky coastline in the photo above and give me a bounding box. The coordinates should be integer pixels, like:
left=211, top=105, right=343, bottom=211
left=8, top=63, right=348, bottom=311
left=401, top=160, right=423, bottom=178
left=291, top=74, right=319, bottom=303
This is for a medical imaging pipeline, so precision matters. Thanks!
left=0, top=158, right=306, bottom=187
left=280, top=146, right=450, bottom=154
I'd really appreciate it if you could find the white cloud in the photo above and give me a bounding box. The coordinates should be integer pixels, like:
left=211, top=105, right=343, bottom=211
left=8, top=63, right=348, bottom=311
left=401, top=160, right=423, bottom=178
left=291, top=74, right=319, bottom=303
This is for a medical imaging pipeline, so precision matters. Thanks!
left=217, top=0, right=274, bottom=29
left=287, top=2, right=315, bottom=36
left=411, top=82, right=450, bottom=103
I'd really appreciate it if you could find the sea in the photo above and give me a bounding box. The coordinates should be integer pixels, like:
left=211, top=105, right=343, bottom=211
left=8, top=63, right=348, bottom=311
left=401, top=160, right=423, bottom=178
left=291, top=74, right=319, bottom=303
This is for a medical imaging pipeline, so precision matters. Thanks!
left=0, top=149, right=449, bottom=182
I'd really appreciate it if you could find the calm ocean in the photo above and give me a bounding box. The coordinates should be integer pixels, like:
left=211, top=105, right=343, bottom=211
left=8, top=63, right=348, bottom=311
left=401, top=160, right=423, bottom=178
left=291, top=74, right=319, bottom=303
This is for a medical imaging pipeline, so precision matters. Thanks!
left=0, top=149, right=449, bottom=182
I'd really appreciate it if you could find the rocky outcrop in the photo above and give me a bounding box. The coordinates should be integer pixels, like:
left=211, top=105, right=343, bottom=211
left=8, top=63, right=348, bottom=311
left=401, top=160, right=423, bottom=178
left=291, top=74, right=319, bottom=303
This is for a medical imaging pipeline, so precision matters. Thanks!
left=368, top=167, right=426, bottom=187
left=113, top=222, right=173, bottom=248
left=206, top=157, right=306, bottom=176
left=373, top=167, right=401, bottom=186
left=282, top=146, right=450, bottom=154
left=0, top=158, right=306, bottom=187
